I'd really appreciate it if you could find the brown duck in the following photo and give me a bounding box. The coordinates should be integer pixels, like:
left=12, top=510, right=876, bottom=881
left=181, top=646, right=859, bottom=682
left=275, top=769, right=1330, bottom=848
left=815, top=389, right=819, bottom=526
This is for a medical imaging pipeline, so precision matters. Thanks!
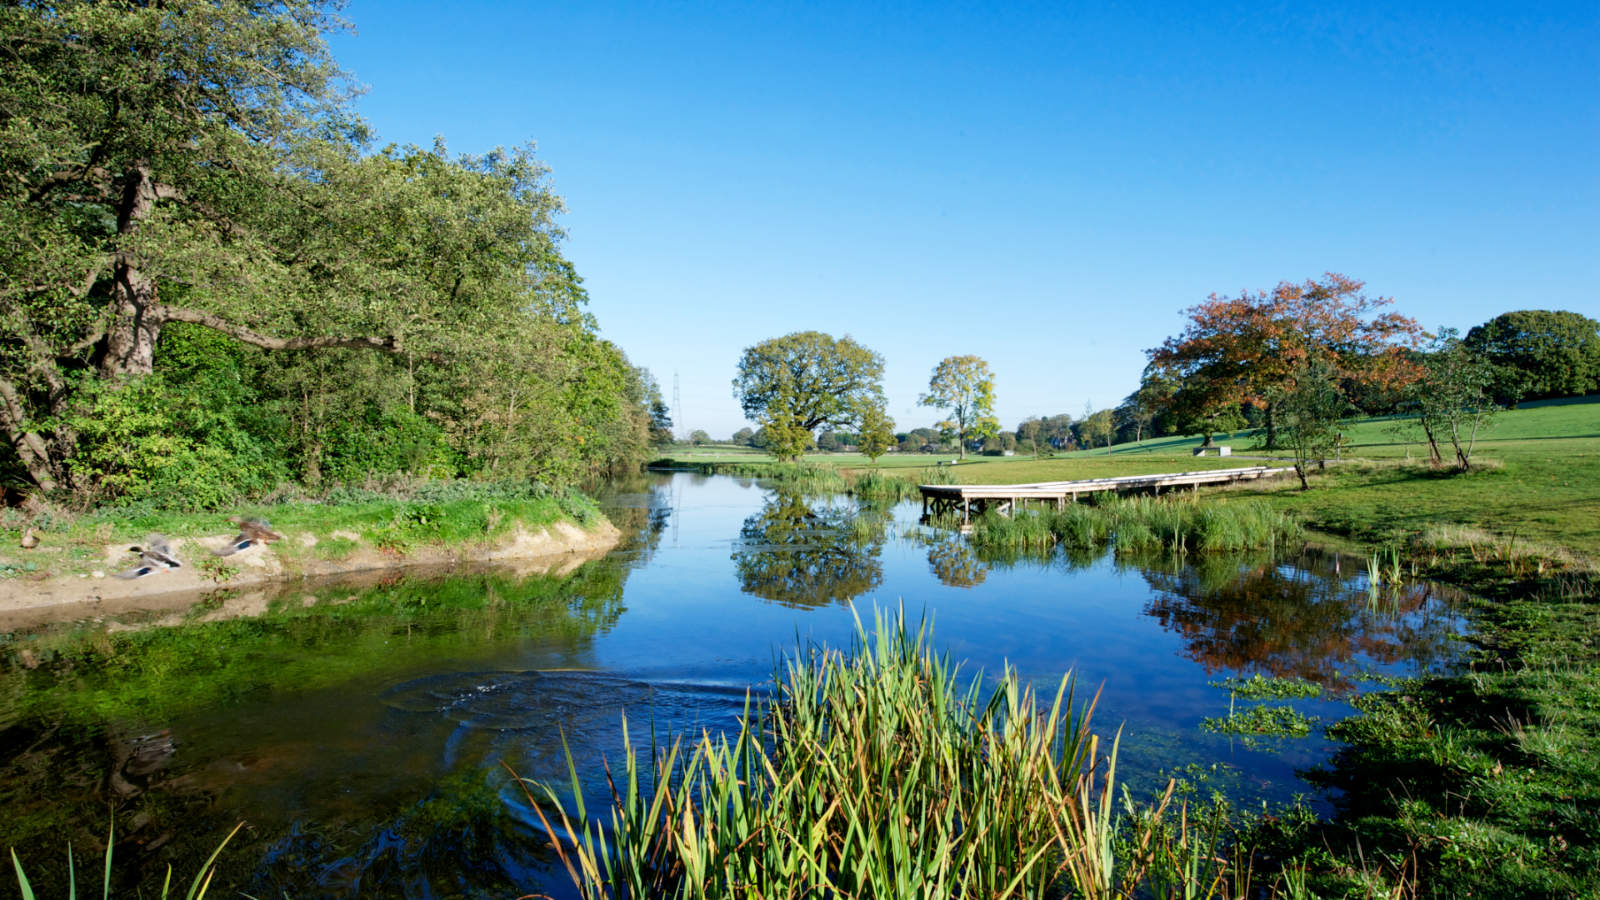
left=213, top=516, right=284, bottom=557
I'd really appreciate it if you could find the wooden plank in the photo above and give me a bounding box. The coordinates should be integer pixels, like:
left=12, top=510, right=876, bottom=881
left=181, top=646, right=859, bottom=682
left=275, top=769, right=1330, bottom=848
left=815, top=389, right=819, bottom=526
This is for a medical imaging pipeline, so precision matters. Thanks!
left=917, top=466, right=1294, bottom=511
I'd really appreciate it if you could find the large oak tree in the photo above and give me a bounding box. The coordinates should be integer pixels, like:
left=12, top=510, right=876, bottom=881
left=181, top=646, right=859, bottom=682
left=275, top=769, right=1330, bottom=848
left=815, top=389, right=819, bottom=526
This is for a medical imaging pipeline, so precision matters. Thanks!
left=732, top=331, right=886, bottom=462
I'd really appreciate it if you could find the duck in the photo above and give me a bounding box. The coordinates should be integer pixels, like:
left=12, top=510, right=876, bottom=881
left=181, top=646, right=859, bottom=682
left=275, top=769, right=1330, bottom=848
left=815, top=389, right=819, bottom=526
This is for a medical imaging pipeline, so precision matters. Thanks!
left=19, top=526, right=39, bottom=549
left=114, top=534, right=182, bottom=579
left=213, top=516, right=283, bottom=557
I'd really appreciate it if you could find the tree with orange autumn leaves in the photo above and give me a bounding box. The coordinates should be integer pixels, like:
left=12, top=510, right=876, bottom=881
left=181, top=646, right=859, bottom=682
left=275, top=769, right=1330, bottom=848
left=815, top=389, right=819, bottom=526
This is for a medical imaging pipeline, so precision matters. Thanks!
left=1144, top=274, right=1423, bottom=448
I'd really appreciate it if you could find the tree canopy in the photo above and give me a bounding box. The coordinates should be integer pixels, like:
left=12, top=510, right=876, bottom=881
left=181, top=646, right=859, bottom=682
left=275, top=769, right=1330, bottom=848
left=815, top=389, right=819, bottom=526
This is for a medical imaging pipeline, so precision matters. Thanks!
left=1464, top=310, right=1600, bottom=404
left=1144, top=274, right=1421, bottom=446
left=1, top=0, right=655, bottom=503
left=731, top=331, right=886, bottom=462
left=918, top=355, right=999, bottom=459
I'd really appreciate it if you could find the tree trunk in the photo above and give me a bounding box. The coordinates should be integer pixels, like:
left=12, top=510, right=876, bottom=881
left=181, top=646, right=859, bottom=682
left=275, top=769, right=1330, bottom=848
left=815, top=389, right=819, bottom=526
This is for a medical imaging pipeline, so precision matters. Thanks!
left=1419, top=417, right=1443, bottom=466
left=100, top=164, right=164, bottom=378
left=1264, top=401, right=1277, bottom=450
left=0, top=378, right=62, bottom=492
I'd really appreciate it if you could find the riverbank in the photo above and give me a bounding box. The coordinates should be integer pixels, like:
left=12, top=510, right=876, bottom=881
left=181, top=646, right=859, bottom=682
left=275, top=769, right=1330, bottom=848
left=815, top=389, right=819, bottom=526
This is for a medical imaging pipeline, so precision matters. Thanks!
left=0, top=485, right=621, bottom=630
left=658, top=404, right=1600, bottom=896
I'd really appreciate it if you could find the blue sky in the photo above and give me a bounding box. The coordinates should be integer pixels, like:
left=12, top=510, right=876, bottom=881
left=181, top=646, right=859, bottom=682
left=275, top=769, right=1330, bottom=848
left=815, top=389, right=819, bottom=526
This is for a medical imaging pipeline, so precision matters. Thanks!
left=328, top=1, right=1598, bottom=438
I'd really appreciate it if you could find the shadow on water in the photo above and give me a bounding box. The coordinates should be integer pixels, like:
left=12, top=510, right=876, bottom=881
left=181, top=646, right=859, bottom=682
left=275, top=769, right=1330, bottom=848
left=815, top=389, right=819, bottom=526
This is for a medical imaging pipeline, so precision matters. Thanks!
left=0, top=562, right=641, bottom=898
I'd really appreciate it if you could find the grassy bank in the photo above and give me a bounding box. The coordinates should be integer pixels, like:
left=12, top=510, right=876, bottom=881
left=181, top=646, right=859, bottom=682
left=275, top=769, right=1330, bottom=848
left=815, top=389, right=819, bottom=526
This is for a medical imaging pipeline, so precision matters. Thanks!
left=0, top=479, right=607, bottom=582
left=658, top=400, right=1600, bottom=897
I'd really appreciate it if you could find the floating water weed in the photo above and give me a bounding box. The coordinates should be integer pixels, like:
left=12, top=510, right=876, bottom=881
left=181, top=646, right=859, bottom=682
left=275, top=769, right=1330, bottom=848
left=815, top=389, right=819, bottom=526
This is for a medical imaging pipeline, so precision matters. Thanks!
left=1211, top=674, right=1322, bottom=701
left=1201, top=704, right=1317, bottom=739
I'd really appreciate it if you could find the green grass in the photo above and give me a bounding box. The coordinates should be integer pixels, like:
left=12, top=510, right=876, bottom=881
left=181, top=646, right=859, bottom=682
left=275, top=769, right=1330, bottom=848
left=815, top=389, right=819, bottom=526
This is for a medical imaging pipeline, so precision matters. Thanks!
left=968, top=496, right=1303, bottom=556
left=0, top=480, right=604, bottom=580
left=525, top=606, right=1194, bottom=898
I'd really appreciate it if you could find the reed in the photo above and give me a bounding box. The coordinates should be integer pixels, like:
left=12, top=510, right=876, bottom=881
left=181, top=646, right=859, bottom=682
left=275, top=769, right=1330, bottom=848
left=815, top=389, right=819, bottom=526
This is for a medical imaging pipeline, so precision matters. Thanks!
left=10, top=823, right=240, bottom=900
left=848, top=468, right=920, bottom=502
left=520, top=606, right=1178, bottom=899
left=969, top=497, right=1302, bottom=557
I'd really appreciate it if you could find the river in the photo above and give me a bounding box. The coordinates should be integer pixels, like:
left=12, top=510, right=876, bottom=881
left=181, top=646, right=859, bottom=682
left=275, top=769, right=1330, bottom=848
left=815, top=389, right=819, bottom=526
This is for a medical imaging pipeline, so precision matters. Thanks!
left=0, top=472, right=1466, bottom=897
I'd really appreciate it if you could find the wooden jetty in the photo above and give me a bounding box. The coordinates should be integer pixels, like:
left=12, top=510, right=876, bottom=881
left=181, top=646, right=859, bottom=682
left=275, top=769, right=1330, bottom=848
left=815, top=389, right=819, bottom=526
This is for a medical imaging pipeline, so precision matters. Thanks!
left=918, top=465, right=1295, bottom=523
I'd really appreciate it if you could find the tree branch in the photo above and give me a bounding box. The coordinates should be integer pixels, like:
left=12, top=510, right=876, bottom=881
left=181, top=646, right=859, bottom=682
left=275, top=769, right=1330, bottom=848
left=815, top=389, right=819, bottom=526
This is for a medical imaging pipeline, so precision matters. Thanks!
left=159, top=305, right=402, bottom=354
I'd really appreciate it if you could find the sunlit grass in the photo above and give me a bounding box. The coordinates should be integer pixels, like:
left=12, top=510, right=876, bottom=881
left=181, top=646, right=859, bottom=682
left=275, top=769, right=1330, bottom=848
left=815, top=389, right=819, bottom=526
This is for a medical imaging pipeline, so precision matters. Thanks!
left=521, top=606, right=1186, bottom=898
left=968, top=496, right=1302, bottom=556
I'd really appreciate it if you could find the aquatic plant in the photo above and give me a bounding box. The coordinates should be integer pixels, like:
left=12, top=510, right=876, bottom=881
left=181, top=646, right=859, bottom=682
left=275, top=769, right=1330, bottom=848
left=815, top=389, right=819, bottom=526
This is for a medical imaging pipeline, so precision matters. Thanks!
left=10, top=823, right=239, bottom=900
left=520, top=606, right=1179, bottom=898
left=968, top=497, right=1301, bottom=558
left=1201, top=703, right=1318, bottom=739
left=1210, top=674, right=1323, bottom=701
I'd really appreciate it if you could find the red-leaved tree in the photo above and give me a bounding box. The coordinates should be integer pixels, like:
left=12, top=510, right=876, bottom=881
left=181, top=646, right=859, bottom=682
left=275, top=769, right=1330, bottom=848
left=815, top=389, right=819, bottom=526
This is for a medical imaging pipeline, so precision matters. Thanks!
left=1145, top=274, right=1423, bottom=447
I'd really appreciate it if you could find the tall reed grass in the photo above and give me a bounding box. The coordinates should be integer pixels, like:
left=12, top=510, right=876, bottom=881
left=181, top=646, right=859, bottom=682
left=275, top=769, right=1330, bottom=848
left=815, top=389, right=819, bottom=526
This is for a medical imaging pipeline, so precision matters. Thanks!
left=520, top=607, right=1179, bottom=898
left=970, top=497, right=1302, bottom=557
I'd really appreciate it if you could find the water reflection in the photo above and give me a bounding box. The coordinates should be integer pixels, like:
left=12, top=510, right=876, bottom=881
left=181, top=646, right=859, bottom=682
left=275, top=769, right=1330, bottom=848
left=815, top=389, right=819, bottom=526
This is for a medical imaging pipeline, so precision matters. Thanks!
left=1136, top=549, right=1461, bottom=686
left=732, top=491, right=886, bottom=608
left=0, top=474, right=1471, bottom=898
left=926, top=535, right=988, bottom=587
left=0, top=566, right=632, bottom=897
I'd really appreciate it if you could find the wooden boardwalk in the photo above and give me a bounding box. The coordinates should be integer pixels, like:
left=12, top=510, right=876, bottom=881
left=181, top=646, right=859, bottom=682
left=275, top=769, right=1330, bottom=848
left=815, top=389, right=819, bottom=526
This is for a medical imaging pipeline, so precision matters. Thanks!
left=919, top=465, right=1295, bottom=523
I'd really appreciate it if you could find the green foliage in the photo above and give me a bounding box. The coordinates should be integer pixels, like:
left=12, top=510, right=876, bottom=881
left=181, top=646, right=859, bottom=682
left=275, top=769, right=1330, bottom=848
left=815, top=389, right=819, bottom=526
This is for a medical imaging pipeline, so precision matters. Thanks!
left=1465, top=309, right=1600, bottom=403
left=855, top=403, right=896, bottom=462
left=1271, top=359, right=1350, bottom=489
left=61, top=373, right=288, bottom=510
left=732, top=331, right=887, bottom=462
left=1407, top=328, right=1499, bottom=470
left=969, top=497, right=1302, bottom=556
left=919, top=355, right=1000, bottom=459
left=0, top=4, right=657, bottom=505
left=1078, top=407, right=1115, bottom=449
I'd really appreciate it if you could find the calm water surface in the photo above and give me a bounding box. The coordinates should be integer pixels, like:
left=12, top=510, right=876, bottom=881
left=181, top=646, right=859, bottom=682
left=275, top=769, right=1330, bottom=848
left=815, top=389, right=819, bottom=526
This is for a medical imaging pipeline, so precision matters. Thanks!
left=0, top=473, right=1466, bottom=897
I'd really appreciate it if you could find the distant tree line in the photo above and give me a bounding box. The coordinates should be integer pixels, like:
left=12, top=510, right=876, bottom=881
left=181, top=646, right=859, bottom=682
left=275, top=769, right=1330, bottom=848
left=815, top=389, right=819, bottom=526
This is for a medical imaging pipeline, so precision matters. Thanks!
left=1, top=1, right=663, bottom=509
left=715, top=294, right=1595, bottom=469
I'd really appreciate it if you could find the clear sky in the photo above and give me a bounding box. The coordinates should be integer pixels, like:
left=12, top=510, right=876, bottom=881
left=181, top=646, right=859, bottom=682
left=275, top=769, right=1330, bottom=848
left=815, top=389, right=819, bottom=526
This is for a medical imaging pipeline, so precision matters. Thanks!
left=327, top=1, right=1598, bottom=439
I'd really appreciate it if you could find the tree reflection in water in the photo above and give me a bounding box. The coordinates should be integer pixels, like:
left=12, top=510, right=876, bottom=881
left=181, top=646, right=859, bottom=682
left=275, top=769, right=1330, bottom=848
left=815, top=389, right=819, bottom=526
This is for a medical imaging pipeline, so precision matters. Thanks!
left=927, top=536, right=988, bottom=587
left=1134, top=549, right=1462, bottom=688
left=732, top=490, right=887, bottom=608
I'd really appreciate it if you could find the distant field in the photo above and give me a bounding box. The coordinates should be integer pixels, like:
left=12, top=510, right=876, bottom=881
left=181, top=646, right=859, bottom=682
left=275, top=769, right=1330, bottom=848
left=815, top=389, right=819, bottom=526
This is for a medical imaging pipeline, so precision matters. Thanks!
left=658, top=396, right=1600, bottom=561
